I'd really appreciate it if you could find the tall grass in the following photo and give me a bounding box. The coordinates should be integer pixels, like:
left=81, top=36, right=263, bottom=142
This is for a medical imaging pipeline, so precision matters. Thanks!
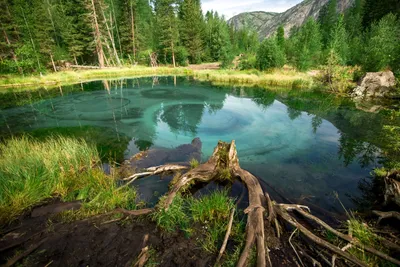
left=0, top=66, right=315, bottom=91
left=194, top=69, right=314, bottom=89
left=0, top=66, right=193, bottom=89
left=0, top=136, right=137, bottom=224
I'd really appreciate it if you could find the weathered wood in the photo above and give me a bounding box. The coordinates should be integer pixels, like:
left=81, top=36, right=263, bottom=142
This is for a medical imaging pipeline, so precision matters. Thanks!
left=215, top=208, right=235, bottom=266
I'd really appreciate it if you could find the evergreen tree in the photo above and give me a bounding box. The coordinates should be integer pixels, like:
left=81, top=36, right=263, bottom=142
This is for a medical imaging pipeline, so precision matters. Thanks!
left=363, top=13, right=400, bottom=72
left=291, top=18, right=322, bottom=71
left=61, top=0, right=94, bottom=65
left=153, top=0, right=180, bottom=66
left=328, top=15, right=349, bottom=65
left=276, top=25, right=285, bottom=50
left=344, top=0, right=364, bottom=65
left=362, top=0, right=400, bottom=28
left=204, top=11, right=231, bottom=62
left=178, top=0, right=204, bottom=64
left=318, top=0, right=338, bottom=48
left=256, top=37, right=285, bottom=71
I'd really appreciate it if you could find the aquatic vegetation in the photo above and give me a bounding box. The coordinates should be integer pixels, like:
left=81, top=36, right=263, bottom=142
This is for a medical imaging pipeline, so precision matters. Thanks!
left=0, top=136, right=137, bottom=224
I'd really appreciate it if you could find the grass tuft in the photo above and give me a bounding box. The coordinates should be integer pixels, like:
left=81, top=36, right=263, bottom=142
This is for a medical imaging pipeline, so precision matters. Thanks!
left=190, top=158, right=200, bottom=169
left=0, top=136, right=137, bottom=224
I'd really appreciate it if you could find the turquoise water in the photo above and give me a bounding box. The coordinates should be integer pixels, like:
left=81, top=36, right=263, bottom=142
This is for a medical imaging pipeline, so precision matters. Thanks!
left=0, top=76, right=389, bottom=212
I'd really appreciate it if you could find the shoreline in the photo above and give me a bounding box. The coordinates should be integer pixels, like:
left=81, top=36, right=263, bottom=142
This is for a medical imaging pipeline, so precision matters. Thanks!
left=0, top=66, right=315, bottom=91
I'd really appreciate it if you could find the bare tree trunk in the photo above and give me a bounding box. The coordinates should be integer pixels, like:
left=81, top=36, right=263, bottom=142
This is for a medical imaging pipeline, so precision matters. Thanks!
left=74, top=55, right=78, bottom=65
left=50, top=54, right=57, bottom=72
left=90, top=0, right=105, bottom=68
left=99, top=1, right=121, bottom=66
left=1, top=27, right=22, bottom=74
left=171, top=41, right=176, bottom=68
left=130, top=0, right=136, bottom=62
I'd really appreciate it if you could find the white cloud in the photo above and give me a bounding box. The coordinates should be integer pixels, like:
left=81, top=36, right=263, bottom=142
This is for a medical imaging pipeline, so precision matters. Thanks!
left=201, top=0, right=303, bottom=19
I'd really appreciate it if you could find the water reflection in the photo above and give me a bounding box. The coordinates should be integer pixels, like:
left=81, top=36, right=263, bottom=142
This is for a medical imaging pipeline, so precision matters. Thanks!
left=0, top=77, right=395, bottom=211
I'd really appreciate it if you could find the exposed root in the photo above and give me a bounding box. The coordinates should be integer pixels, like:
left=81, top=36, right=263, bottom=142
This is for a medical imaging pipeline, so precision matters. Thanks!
left=373, top=210, right=400, bottom=224
left=275, top=206, right=368, bottom=267
left=117, top=140, right=398, bottom=267
left=120, top=164, right=188, bottom=189
left=133, top=246, right=149, bottom=267
left=215, top=208, right=235, bottom=266
left=289, top=228, right=304, bottom=267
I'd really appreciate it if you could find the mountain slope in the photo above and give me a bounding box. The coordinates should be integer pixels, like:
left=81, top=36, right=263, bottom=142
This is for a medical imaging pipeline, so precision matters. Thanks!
left=228, top=0, right=354, bottom=39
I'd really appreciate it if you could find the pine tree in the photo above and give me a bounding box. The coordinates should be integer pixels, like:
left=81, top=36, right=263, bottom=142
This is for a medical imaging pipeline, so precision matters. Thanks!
left=153, top=0, right=179, bottom=66
left=256, top=37, right=285, bottom=70
left=178, top=0, right=204, bottom=64
left=363, top=13, right=400, bottom=72
left=291, top=18, right=322, bottom=71
left=61, top=0, right=95, bottom=65
left=344, top=0, right=364, bottom=65
left=318, top=0, right=338, bottom=48
left=328, top=15, right=349, bottom=65
left=276, top=25, right=285, bottom=51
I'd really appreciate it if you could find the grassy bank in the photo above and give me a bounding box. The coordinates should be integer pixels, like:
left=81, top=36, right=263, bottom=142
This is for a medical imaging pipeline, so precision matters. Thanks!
left=0, top=66, right=315, bottom=91
left=194, top=68, right=314, bottom=89
left=0, top=136, right=137, bottom=224
left=0, top=66, right=193, bottom=89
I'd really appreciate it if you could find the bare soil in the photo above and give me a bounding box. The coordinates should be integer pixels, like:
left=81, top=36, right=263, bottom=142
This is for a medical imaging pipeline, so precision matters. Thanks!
left=0, top=201, right=299, bottom=267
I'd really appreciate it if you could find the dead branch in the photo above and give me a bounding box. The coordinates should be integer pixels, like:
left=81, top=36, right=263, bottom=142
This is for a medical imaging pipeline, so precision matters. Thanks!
left=275, top=206, right=368, bottom=267
left=286, top=206, right=400, bottom=265
left=289, top=228, right=304, bottom=267
left=373, top=210, right=400, bottom=224
left=215, top=208, right=235, bottom=266
left=133, top=246, right=149, bottom=267
left=120, top=164, right=188, bottom=189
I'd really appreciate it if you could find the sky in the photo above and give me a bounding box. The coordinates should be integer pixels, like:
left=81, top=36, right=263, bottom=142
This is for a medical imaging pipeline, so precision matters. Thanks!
left=201, top=0, right=303, bottom=19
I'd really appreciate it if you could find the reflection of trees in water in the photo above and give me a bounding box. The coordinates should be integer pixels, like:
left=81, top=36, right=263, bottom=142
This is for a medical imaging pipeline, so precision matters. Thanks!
left=311, top=116, right=323, bottom=133
left=159, top=104, right=205, bottom=136
left=287, top=107, right=302, bottom=120
left=338, top=134, right=379, bottom=167
left=250, top=89, right=277, bottom=110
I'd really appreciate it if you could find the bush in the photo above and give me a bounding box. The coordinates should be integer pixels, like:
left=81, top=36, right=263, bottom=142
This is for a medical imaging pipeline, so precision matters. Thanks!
left=321, top=50, right=355, bottom=93
left=239, top=54, right=257, bottom=70
left=256, top=38, right=285, bottom=71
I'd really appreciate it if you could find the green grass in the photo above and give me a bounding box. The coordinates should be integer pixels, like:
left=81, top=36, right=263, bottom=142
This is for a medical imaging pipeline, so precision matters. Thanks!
left=151, top=190, right=240, bottom=253
left=0, top=136, right=137, bottom=224
left=347, top=219, right=396, bottom=267
left=152, top=194, right=190, bottom=233
left=0, top=66, right=315, bottom=91
left=0, top=66, right=193, bottom=90
left=190, top=158, right=200, bottom=169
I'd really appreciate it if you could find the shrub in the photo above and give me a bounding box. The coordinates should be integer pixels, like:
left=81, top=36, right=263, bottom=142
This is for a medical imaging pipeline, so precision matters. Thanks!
left=239, top=54, right=257, bottom=70
left=256, top=38, right=285, bottom=71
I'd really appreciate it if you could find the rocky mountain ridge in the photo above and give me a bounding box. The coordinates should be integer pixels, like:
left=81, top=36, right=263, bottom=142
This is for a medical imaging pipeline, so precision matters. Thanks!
left=228, top=0, right=354, bottom=39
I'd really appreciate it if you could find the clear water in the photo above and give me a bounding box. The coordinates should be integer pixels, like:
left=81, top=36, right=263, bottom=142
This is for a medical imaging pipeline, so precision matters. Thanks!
left=0, top=76, right=390, bottom=212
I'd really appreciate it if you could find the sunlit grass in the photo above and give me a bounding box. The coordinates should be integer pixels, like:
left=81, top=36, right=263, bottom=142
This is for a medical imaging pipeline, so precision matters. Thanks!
left=0, top=136, right=137, bottom=224
left=0, top=66, right=315, bottom=91
left=0, top=66, right=193, bottom=89
left=194, top=68, right=314, bottom=89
